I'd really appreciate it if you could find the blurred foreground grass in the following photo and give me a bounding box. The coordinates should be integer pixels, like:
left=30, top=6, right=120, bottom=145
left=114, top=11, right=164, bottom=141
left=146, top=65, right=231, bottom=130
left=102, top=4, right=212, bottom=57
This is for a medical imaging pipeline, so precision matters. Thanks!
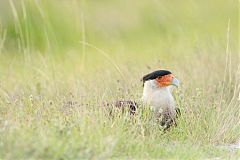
left=0, top=0, right=239, bottom=159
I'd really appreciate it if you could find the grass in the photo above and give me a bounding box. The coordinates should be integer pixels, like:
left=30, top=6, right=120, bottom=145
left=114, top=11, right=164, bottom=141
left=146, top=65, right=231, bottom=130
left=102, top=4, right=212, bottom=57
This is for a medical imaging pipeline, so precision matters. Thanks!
left=0, top=0, right=239, bottom=159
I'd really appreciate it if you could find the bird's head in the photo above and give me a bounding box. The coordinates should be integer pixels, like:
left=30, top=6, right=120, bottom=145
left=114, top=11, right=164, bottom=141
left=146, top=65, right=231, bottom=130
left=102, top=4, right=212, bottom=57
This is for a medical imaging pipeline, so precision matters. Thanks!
left=142, top=70, right=179, bottom=88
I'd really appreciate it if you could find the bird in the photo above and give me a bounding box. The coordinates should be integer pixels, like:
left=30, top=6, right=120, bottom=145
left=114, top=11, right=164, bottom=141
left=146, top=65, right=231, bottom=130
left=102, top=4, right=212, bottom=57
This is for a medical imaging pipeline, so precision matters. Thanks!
left=108, top=69, right=180, bottom=130
left=141, top=70, right=180, bottom=128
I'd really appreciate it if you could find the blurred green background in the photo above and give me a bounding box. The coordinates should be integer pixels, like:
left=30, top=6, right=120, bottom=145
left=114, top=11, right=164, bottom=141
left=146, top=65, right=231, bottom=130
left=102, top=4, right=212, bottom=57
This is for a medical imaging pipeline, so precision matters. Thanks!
left=0, top=0, right=238, bottom=96
left=0, top=0, right=238, bottom=55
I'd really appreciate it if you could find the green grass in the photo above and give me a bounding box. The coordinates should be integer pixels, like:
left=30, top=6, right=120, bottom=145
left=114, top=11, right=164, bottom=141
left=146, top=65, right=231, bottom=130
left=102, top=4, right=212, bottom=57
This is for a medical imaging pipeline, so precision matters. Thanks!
left=0, top=0, right=239, bottom=159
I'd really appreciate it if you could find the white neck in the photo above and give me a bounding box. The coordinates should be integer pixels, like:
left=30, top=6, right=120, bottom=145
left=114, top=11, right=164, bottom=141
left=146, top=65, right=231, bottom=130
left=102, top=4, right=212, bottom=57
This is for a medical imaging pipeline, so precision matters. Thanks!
left=141, top=80, right=175, bottom=113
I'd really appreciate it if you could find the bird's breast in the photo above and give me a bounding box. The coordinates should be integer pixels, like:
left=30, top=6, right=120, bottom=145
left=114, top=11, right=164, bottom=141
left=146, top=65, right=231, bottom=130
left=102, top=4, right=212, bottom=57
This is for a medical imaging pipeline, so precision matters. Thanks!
left=142, top=88, right=175, bottom=113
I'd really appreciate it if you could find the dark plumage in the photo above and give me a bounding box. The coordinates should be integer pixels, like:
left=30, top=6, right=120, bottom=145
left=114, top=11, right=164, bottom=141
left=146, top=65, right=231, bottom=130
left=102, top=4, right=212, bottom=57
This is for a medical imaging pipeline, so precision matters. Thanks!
left=114, top=100, right=138, bottom=115
left=106, top=100, right=138, bottom=115
left=109, top=100, right=181, bottom=130
left=142, top=70, right=172, bottom=85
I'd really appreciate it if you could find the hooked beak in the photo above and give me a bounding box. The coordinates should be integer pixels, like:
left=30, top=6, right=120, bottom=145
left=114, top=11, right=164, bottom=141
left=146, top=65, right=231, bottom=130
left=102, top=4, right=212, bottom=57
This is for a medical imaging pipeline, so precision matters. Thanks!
left=172, top=77, right=179, bottom=87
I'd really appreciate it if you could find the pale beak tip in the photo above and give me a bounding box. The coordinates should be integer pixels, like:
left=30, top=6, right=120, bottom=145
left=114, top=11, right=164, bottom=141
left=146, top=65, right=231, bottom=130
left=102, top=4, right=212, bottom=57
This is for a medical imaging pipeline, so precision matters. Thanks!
left=172, top=77, right=180, bottom=87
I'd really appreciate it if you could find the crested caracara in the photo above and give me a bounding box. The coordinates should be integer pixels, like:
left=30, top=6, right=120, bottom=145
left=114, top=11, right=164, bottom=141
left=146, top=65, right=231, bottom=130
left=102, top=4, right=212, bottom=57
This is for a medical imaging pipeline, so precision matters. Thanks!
left=111, top=70, right=180, bottom=130
left=142, top=70, right=180, bottom=129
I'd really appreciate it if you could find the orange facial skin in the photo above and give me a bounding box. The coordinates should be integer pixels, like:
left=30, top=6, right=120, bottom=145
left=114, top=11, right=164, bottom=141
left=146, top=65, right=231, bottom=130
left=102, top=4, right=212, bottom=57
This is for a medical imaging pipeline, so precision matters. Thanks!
left=156, top=74, right=174, bottom=87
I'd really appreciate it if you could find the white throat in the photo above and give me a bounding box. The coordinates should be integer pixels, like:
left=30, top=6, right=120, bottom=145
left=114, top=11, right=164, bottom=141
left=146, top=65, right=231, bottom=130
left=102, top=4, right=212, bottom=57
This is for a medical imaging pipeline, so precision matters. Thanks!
left=142, top=80, right=175, bottom=113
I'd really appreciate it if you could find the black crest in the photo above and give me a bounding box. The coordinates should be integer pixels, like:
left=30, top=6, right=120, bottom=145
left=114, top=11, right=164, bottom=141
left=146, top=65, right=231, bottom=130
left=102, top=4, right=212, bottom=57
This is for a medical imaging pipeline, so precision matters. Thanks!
left=142, top=70, right=172, bottom=85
